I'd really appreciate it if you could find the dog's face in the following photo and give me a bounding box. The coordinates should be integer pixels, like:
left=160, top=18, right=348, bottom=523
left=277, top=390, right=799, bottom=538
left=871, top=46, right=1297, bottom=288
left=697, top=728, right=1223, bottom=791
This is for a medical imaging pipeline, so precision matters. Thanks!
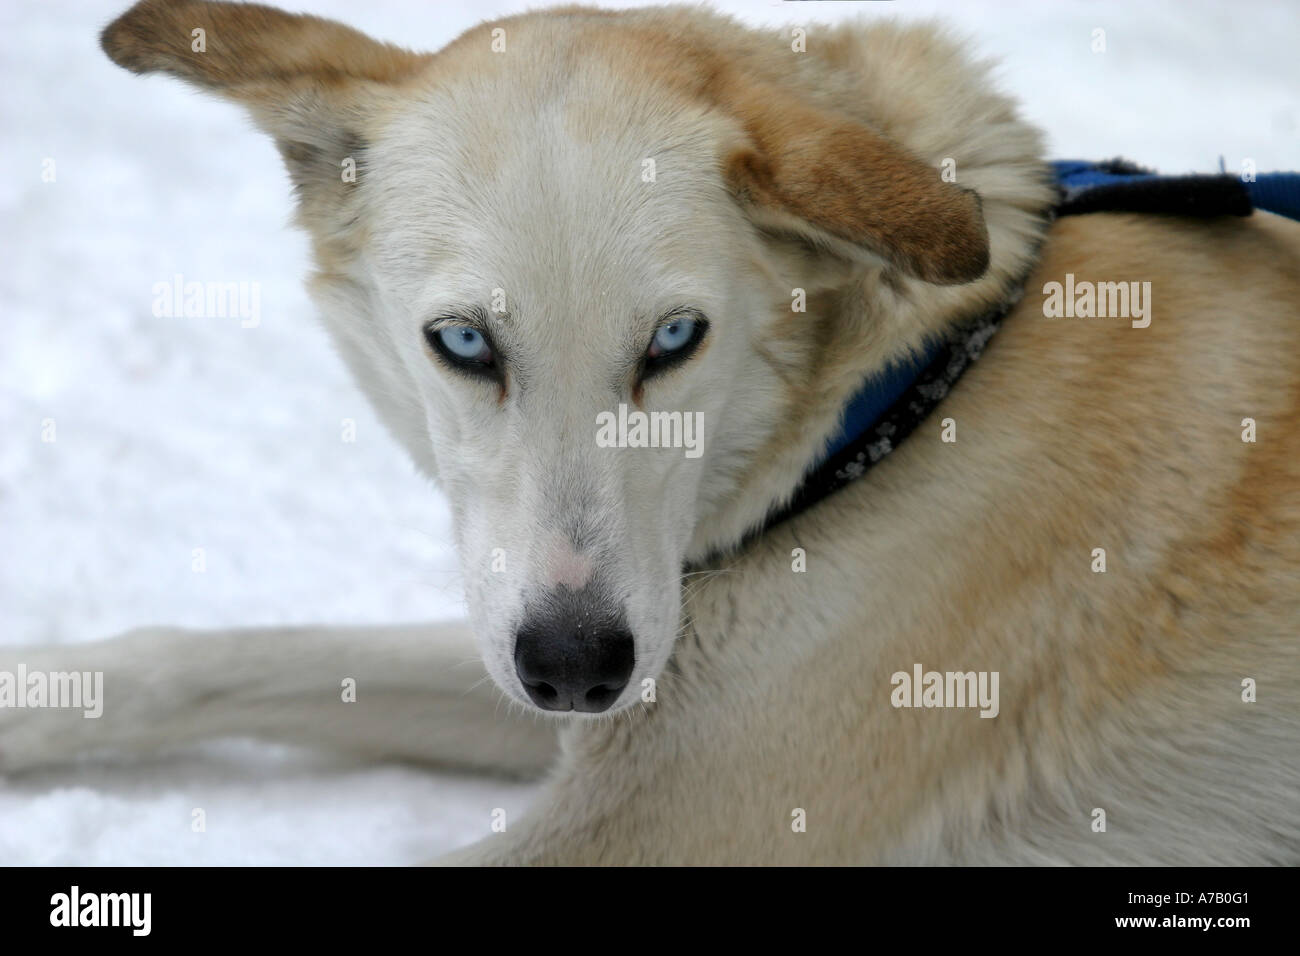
left=103, top=1, right=989, bottom=714
left=364, top=73, right=778, bottom=712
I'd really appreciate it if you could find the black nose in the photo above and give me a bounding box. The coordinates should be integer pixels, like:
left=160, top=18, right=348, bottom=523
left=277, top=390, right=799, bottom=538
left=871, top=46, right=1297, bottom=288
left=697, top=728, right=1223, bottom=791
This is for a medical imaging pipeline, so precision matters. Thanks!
left=514, top=599, right=635, bottom=713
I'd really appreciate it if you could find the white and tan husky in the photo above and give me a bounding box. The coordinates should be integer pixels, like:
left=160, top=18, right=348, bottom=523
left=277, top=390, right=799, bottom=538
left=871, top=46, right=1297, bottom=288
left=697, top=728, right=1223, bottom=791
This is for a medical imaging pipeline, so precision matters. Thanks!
left=3, top=0, right=1299, bottom=864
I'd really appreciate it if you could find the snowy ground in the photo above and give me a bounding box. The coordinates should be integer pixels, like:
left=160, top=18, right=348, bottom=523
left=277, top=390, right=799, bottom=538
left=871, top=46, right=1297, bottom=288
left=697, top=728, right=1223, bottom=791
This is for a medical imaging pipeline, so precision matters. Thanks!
left=1, top=0, right=1296, bottom=865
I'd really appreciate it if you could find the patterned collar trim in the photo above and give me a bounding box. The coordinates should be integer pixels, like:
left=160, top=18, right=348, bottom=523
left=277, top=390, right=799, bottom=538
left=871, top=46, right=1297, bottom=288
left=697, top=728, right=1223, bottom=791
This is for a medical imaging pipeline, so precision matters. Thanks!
left=761, top=288, right=1021, bottom=534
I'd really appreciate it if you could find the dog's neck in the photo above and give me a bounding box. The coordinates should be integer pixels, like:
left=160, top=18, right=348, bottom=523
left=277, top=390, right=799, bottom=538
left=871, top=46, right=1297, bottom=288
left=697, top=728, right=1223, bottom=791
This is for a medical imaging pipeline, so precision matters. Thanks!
left=685, top=63, right=1058, bottom=563
left=762, top=287, right=1022, bottom=535
left=689, top=156, right=1300, bottom=565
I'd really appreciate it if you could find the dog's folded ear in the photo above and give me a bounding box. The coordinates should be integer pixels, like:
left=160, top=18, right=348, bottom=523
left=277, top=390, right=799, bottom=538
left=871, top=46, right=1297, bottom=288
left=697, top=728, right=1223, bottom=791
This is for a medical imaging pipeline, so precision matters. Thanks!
left=716, top=81, right=990, bottom=285
left=101, top=0, right=430, bottom=201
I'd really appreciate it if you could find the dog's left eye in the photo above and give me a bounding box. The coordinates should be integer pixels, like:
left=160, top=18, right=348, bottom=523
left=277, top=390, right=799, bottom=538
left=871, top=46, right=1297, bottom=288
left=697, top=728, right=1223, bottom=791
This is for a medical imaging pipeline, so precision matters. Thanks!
left=644, top=312, right=707, bottom=375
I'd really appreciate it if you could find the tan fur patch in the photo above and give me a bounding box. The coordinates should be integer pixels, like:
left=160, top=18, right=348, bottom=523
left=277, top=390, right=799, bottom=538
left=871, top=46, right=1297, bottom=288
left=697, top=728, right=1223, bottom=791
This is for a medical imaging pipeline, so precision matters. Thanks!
left=100, top=0, right=430, bottom=91
left=564, top=14, right=990, bottom=284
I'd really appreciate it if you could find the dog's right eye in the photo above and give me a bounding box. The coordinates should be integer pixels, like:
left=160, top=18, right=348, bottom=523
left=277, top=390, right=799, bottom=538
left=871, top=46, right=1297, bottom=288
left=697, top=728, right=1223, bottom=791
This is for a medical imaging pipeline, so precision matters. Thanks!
left=424, top=323, right=499, bottom=380
left=437, top=326, right=490, bottom=361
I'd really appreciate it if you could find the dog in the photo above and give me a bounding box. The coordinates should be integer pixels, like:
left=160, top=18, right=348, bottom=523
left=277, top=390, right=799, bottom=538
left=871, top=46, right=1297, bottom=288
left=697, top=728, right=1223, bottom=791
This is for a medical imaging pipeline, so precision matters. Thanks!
left=2, top=0, right=1298, bottom=865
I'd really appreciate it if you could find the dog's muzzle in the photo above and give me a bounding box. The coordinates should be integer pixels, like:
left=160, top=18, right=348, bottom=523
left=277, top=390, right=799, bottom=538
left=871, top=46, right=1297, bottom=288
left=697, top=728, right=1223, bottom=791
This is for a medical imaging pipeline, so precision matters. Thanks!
left=513, top=585, right=634, bottom=713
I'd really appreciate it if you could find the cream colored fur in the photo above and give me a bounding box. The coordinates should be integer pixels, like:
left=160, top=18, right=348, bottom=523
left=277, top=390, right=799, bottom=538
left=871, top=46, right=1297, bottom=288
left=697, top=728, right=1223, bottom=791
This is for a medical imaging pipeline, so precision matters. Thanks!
left=2, top=1, right=1297, bottom=864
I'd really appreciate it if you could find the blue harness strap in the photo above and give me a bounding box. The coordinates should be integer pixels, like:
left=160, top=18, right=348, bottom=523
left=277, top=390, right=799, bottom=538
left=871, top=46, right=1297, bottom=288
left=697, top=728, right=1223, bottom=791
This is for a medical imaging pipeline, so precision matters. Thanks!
left=1054, top=158, right=1300, bottom=222
left=747, top=158, right=1300, bottom=543
left=1244, top=173, right=1300, bottom=222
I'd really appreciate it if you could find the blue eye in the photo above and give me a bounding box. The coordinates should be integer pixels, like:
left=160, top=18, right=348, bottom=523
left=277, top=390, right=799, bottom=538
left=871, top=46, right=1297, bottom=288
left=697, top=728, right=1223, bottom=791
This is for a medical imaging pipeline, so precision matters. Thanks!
left=649, top=316, right=698, bottom=357
left=642, top=312, right=708, bottom=378
left=435, top=325, right=491, bottom=362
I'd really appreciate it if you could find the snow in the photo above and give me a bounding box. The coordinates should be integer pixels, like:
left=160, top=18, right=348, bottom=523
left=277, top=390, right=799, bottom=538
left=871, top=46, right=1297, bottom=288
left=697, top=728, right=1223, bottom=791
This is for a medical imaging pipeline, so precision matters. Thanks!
left=1, top=0, right=1296, bottom=865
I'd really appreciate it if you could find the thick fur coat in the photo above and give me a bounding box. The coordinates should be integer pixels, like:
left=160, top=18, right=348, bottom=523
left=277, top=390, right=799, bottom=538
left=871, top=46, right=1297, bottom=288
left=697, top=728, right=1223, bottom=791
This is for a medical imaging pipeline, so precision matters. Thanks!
left=2, top=1, right=1297, bottom=864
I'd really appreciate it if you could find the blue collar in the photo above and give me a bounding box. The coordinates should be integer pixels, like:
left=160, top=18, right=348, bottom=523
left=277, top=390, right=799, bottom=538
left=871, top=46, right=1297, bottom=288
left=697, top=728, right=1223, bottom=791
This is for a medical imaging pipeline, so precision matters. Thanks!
left=771, top=290, right=1012, bottom=530
left=748, top=158, right=1300, bottom=540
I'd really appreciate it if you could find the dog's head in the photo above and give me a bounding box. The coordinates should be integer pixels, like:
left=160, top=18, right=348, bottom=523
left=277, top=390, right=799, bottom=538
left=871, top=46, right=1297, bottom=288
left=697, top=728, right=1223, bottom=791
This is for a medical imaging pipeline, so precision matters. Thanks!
left=104, top=1, right=1001, bottom=715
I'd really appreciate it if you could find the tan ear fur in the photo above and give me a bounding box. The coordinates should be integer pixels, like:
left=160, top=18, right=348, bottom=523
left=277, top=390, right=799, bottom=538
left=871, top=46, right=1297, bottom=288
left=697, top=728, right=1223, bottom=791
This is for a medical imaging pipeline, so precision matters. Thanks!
left=101, top=0, right=431, bottom=203
left=716, top=79, right=990, bottom=285
left=101, top=0, right=429, bottom=92
left=580, top=20, right=993, bottom=286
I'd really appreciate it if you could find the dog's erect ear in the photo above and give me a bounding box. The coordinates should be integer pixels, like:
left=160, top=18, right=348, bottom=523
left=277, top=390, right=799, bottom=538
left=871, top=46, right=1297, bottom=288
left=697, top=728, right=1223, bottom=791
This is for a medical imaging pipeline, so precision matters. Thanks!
left=715, top=81, right=989, bottom=285
left=101, top=0, right=430, bottom=199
